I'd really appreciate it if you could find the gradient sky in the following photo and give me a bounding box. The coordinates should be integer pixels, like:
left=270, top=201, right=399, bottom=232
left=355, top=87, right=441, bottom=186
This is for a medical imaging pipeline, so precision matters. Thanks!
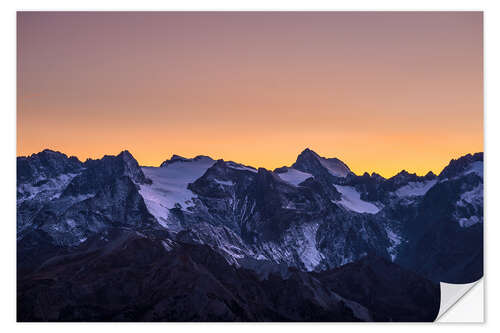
left=17, top=12, right=483, bottom=177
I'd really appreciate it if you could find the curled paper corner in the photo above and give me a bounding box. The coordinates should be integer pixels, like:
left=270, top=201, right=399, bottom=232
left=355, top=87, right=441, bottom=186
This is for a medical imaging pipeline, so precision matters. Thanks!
left=436, top=278, right=483, bottom=322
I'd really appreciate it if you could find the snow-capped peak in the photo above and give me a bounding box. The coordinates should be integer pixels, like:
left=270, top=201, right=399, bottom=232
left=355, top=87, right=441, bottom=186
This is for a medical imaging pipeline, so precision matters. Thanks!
left=139, top=156, right=216, bottom=229
left=160, top=154, right=214, bottom=168
left=293, top=148, right=351, bottom=178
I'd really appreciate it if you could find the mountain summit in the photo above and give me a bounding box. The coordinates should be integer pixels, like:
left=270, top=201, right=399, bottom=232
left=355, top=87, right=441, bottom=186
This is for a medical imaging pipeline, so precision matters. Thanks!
left=160, top=154, right=214, bottom=167
left=293, top=148, right=352, bottom=178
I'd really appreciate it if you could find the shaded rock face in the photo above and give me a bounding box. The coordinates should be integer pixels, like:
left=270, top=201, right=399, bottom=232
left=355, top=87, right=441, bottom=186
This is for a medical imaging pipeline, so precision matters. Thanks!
left=343, top=169, right=438, bottom=204
left=316, top=212, right=391, bottom=268
left=17, top=149, right=83, bottom=184
left=293, top=148, right=351, bottom=179
left=17, top=151, right=158, bottom=270
left=180, top=160, right=391, bottom=271
left=50, top=176, right=158, bottom=244
left=313, top=256, right=440, bottom=322
left=17, top=230, right=439, bottom=322
left=186, top=160, right=327, bottom=240
left=291, top=148, right=344, bottom=200
left=170, top=150, right=482, bottom=284
left=396, top=172, right=483, bottom=283
left=17, top=148, right=482, bottom=321
left=439, top=152, right=483, bottom=180
left=62, top=150, right=151, bottom=197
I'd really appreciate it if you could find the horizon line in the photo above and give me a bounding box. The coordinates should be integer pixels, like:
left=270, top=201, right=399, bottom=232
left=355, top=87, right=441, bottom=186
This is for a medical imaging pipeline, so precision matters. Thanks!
left=16, top=147, right=484, bottom=179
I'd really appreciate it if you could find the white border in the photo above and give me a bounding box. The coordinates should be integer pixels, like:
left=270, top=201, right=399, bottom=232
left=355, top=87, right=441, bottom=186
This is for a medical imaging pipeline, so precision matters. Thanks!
left=2, top=0, right=498, bottom=331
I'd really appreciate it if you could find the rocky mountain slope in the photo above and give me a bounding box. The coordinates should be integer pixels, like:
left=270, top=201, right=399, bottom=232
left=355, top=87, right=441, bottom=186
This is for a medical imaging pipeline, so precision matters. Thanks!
left=17, top=148, right=483, bottom=321
left=18, top=228, right=439, bottom=321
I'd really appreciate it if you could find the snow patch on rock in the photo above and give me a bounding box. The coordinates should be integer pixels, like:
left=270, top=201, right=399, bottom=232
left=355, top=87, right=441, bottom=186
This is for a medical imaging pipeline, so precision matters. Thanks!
left=333, top=185, right=381, bottom=214
left=258, top=222, right=324, bottom=271
left=214, top=179, right=234, bottom=186
left=294, top=222, right=324, bottom=270
left=276, top=168, right=313, bottom=186
left=225, top=161, right=258, bottom=173
left=386, top=228, right=403, bottom=261
left=457, top=185, right=483, bottom=208
left=395, top=180, right=437, bottom=198
left=17, top=172, right=79, bottom=204
left=457, top=216, right=481, bottom=228
left=464, top=161, right=483, bottom=178
left=161, top=239, right=176, bottom=252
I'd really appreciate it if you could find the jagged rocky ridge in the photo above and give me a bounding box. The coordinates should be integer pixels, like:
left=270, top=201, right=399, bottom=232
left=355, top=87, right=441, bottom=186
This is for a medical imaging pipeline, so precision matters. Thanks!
left=17, top=148, right=483, bottom=321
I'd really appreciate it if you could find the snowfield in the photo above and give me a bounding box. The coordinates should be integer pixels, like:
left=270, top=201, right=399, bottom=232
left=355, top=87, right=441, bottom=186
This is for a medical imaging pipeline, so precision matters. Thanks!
left=139, top=157, right=215, bottom=229
left=333, top=185, right=381, bottom=214
left=277, top=168, right=313, bottom=186
left=395, top=179, right=437, bottom=197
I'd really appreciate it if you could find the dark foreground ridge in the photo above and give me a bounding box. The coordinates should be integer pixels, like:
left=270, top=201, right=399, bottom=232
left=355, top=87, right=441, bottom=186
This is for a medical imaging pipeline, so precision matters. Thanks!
left=17, top=228, right=439, bottom=322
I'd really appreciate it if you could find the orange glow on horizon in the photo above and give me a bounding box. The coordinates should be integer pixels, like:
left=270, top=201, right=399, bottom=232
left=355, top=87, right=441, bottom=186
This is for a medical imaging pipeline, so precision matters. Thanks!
left=17, top=12, right=483, bottom=178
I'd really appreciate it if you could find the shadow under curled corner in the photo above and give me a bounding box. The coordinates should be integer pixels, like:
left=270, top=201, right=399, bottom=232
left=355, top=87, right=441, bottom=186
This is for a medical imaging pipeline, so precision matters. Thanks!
left=436, top=278, right=484, bottom=322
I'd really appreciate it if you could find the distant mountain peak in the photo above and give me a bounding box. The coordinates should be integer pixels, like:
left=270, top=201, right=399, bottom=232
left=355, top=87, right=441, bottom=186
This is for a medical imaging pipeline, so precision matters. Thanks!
left=160, top=154, right=214, bottom=167
left=397, top=169, right=412, bottom=176
left=21, top=148, right=70, bottom=161
left=293, top=148, right=351, bottom=178
left=371, top=172, right=385, bottom=180
left=17, top=148, right=83, bottom=184
left=424, top=171, right=437, bottom=180
left=40, top=148, right=61, bottom=155
left=161, top=154, right=189, bottom=166
left=116, top=150, right=150, bottom=184
left=439, top=152, right=483, bottom=180
left=298, top=147, right=320, bottom=158
left=389, top=170, right=418, bottom=185
left=117, top=149, right=136, bottom=162
left=193, top=155, right=213, bottom=161
left=386, top=169, right=439, bottom=188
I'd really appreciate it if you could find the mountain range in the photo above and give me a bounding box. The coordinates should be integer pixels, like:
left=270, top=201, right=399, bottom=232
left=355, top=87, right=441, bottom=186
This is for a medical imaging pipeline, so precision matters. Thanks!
left=17, top=148, right=483, bottom=321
